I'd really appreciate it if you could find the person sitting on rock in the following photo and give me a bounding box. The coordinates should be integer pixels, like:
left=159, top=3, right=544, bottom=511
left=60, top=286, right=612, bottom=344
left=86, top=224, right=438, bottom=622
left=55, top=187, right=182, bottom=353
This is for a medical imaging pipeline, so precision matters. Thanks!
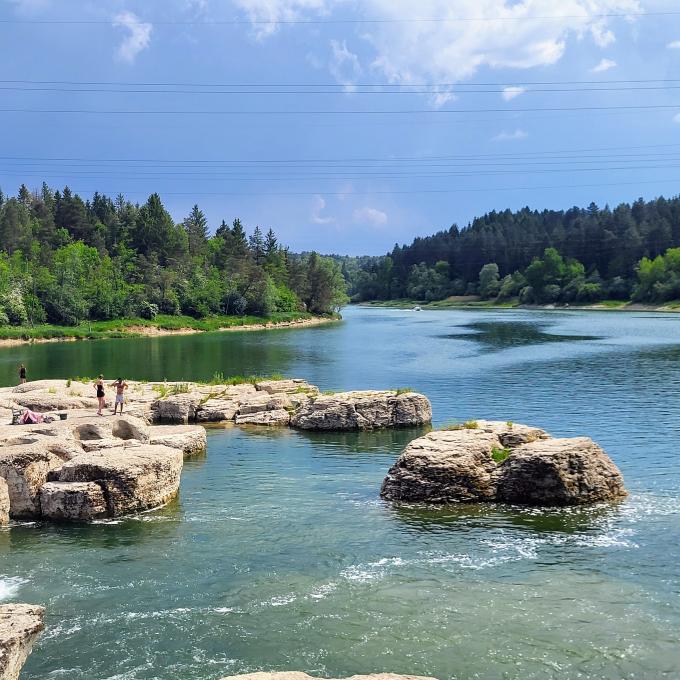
left=110, top=378, right=128, bottom=415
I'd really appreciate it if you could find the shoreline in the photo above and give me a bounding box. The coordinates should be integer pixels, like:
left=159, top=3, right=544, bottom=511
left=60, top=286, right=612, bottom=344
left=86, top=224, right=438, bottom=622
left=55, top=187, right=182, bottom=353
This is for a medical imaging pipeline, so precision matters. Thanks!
left=357, top=298, right=680, bottom=314
left=0, top=315, right=339, bottom=347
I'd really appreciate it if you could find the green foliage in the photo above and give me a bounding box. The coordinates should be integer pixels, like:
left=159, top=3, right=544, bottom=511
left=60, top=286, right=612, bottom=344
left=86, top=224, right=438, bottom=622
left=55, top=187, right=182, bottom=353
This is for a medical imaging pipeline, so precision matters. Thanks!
left=492, top=447, right=511, bottom=463
left=0, top=185, right=348, bottom=331
left=395, top=387, right=413, bottom=395
left=463, top=420, right=479, bottom=429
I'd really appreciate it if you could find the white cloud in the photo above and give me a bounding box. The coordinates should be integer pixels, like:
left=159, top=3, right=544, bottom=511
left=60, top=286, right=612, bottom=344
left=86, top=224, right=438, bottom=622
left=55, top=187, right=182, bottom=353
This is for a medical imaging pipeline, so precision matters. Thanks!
left=502, top=86, right=526, bottom=101
left=329, top=39, right=362, bottom=91
left=237, top=0, right=641, bottom=98
left=113, top=11, right=152, bottom=63
left=668, top=40, right=680, bottom=49
left=233, top=0, right=330, bottom=38
left=492, top=129, right=528, bottom=141
left=353, top=206, right=388, bottom=226
left=673, top=113, right=680, bottom=124
left=590, top=57, right=617, bottom=72
left=311, top=195, right=335, bottom=224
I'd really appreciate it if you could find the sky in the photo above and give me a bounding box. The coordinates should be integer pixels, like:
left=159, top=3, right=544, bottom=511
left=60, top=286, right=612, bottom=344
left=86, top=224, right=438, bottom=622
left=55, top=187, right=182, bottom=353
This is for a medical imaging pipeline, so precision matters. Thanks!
left=2, top=0, right=680, bottom=255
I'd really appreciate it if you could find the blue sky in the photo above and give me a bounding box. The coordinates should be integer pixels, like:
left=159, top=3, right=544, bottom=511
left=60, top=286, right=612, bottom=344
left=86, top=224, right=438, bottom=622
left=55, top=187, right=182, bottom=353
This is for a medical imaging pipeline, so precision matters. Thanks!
left=2, top=0, right=680, bottom=254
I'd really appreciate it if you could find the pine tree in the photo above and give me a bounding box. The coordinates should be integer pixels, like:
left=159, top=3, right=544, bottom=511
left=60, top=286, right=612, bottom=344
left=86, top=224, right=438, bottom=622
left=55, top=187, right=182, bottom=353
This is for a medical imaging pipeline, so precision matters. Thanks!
left=249, top=226, right=265, bottom=265
left=183, top=204, right=208, bottom=257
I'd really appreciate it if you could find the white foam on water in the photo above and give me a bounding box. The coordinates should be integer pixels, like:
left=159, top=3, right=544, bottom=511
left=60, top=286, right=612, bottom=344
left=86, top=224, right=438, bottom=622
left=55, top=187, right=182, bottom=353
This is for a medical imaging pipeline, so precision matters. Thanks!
left=0, top=576, right=28, bottom=601
left=266, top=593, right=296, bottom=607
left=307, top=582, right=338, bottom=600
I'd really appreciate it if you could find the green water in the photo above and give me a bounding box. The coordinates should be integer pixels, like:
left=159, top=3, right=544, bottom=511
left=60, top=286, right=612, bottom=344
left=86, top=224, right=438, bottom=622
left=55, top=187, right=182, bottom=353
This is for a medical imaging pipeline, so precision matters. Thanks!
left=3, top=307, right=680, bottom=679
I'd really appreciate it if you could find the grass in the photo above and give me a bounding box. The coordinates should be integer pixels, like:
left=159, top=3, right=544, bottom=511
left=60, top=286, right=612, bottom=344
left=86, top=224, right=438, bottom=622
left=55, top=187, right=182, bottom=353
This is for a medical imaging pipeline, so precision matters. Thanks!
left=492, top=447, right=511, bottom=463
left=0, top=311, right=340, bottom=343
left=153, top=383, right=190, bottom=398
left=395, top=387, right=413, bottom=395
left=441, top=419, right=479, bottom=431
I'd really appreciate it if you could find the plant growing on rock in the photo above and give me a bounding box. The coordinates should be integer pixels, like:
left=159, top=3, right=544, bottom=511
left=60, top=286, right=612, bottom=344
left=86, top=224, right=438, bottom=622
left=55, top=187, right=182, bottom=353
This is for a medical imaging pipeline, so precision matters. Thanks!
left=492, top=447, right=511, bottom=463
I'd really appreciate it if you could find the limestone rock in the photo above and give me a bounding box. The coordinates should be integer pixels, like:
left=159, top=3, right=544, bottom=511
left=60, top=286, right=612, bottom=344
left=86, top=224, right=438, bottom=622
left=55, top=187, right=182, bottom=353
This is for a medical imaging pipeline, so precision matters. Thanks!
left=381, top=429, right=500, bottom=502
left=239, top=394, right=293, bottom=415
left=0, top=604, right=45, bottom=680
left=494, top=437, right=628, bottom=505
left=195, top=399, right=239, bottom=422
left=381, top=421, right=627, bottom=506
left=150, top=395, right=201, bottom=424
left=48, top=445, right=183, bottom=516
left=291, top=390, right=432, bottom=431
left=255, top=378, right=319, bottom=395
left=39, top=481, right=107, bottom=521
left=149, top=425, right=207, bottom=455
left=0, top=478, right=9, bottom=525
left=11, top=393, right=97, bottom=412
left=235, top=409, right=291, bottom=427
left=0, top=445, right=66, bottom=518
left=80, top=438, right=143, bottom=452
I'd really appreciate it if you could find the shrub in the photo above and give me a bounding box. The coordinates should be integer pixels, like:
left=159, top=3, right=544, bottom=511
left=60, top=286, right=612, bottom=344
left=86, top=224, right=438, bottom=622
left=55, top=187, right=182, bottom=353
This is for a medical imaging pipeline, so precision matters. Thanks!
left=463, top=420, right=479, bottom=429
left=395, top=387, right=413, bottom=395
left=492, top=447, right=511, bottom=463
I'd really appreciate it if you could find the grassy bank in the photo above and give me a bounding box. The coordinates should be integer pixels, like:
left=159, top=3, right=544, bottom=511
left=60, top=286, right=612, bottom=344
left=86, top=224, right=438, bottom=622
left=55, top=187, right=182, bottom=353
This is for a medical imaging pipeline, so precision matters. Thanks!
left=358, top=297, right=680, bottom=312
left=0, top=312, right=340, bottom=343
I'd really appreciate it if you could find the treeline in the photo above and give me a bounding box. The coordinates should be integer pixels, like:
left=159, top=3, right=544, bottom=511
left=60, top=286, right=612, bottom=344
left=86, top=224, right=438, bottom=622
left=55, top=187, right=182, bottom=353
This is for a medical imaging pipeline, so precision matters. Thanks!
left=345, top=196, right=680, bottom=304
left=0, top=184, right=347, bottom=326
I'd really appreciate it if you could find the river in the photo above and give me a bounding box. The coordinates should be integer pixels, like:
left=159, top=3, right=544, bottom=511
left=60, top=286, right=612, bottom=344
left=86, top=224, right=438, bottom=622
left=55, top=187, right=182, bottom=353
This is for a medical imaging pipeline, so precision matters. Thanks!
left=3, top=306, right=680, bottom=679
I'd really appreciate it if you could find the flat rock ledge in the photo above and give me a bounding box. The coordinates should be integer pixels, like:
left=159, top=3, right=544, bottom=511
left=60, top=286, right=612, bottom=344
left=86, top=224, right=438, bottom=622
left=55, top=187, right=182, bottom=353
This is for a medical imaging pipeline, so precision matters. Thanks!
left=0, top=604, right=44, bottom=680
left=380, top=420, right=627, bottom=506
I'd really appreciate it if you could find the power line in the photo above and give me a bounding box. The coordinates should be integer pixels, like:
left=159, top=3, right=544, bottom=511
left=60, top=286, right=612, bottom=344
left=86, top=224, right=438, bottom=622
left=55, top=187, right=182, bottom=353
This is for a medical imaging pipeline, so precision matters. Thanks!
left=2, top=104, right=680, bottom=115
left=0, top=11, right=677, bottom=25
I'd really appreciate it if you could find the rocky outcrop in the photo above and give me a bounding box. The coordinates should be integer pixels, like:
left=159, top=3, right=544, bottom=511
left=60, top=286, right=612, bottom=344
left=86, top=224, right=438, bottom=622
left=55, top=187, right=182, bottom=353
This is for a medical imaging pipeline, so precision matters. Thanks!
left=39, top=481, right=108, bottom=521
left=218, top=674, right=436, bottom=680
left=291, top=391, right=432, bottom=431
left=0, top=478, right=9, bottom=525
left=381, top=421, right=626, bottom=506
left=150, top=395, right=200, bottom=424
left=235, top=409, right=291, bottom=426
left=0, top=604, right=45, bottom=680
left=148, top=425, right=207, bottom=455
left=48, top=445, right=183, bottom=516
left=495, top=437, right=628, bottom=505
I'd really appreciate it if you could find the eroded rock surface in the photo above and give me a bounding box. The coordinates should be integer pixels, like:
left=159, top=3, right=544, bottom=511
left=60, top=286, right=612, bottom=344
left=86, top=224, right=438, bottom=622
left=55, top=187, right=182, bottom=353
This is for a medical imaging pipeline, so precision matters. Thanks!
left=381, top=421, right=626, bottom=506
left=0, top=604, right=45, bottom=680
left=291, top=391, right=432, bottom=431
left=0, top=478, right=9, bottom=525
left=148, top=425, right=207, bottom=455
left=39, top=481, right=108, bottom=521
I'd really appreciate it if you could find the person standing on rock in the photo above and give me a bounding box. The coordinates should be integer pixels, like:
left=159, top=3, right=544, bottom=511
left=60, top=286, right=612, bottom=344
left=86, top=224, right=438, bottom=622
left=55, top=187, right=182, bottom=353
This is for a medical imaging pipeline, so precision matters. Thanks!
left=18, top=364, right=26, bottom=384
left=95, top=375, right=106, bottom=416
left=110, top=378, right=128, bottom=415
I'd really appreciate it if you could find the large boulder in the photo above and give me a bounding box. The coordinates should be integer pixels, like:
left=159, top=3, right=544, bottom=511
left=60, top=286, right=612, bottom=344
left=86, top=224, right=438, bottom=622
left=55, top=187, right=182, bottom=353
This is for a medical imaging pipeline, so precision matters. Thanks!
left=255, top=378, right=319, bottom=395
left=195, top=399, right=239, bottom=422
left=495, top=437, right=628, bottom=505
left=48, top=445, right=183, bottom=516
left=150, top=394, right=201, bottom=424
left=0, top=445, right=66, bottom=518
left=380, top=429, right=500, bottom=502
left=0, top=478, right=9, bottom=525
left=291, top=391, right=432, bottom=431
left=381, top=421, right=627, bottom=506
left=11, top=393, right=97, bottom=412
left=0, top=604, right=45, bottom=680
left=39, top=481, right=108, bottom=521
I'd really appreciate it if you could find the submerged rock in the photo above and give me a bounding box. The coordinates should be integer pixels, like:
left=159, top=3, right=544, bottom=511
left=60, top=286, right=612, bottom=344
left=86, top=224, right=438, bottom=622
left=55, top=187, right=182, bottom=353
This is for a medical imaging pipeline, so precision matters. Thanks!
left=0, top=604, right=45, bottom=680
left=381, top=420, right=626, bottom=506
left=291, top=390, right=432, bottom=431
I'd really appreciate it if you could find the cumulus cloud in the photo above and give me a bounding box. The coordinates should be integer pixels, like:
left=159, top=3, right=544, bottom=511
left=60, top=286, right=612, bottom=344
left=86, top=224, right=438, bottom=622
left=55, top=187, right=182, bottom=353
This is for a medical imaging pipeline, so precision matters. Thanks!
left=233, top=0, right=330, bottom=38
left=329, top=39, right=362, bottom=91
left=492, top=129, right=528, bottom=141
left=668, top=40, right=680, bottom=49
left=590, top=57, right=617, bottom=72
left=311, top=195, right=335, bottom=224
left=502, top=86, right=526, bottom=101
left=353, top=206, right=388, bottom=226
left=113, top=11, right=152, bottom=63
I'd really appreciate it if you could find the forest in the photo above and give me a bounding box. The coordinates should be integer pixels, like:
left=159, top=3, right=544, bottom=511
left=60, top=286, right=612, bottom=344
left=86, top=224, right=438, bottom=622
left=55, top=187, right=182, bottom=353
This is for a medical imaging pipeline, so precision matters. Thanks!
left=0, top=183, right=347, bottom=327
left=343, top=195, right=680, bottom=305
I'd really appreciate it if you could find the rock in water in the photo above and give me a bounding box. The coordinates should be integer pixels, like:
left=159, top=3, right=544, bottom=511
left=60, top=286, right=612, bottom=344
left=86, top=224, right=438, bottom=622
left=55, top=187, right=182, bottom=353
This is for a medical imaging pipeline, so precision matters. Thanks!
left=0, top=604, right=45, bottom=680
left=380, top=429, right=500, bottom=502
left=495, top=437, right=628, bottom=505
left=39, top=481, right=108, bottom=521
left=381, top=421, right=627, bottom=506
left=148, top=425, right=207, bottom=455
left=48, top=445, right=183, bottom=516
left=291, top=391, right=432, bottom=431
left=0, top=478, right=9, bottom=525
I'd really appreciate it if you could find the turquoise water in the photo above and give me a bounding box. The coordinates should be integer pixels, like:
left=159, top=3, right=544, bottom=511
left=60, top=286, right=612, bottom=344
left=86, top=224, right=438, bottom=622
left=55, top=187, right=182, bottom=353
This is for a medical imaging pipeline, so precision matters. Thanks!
left=2, top=307, right=680, bottom=679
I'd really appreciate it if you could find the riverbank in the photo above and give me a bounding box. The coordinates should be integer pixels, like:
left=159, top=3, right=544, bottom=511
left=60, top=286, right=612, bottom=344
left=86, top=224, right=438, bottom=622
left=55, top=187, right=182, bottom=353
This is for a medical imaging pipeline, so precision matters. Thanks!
left=0, top=313, right=340, bottom=346
left=358, top=297, right=680, bottom=313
